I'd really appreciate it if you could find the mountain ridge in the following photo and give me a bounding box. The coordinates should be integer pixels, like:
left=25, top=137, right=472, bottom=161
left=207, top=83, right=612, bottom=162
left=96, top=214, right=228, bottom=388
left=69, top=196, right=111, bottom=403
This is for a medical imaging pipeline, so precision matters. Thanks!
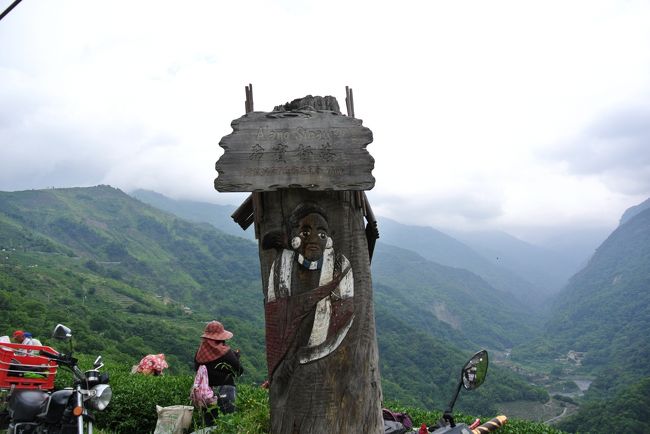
left=0, top=185, right=547, bottom=415
left=131, top=190, right=576, bottom=305
left=378, top=218, right=548, bottom=305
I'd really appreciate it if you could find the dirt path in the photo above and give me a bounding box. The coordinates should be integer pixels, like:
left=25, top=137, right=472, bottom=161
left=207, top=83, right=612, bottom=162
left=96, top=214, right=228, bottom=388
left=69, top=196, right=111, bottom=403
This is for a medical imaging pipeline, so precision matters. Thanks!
left=544, top=406, right=568, bottom=424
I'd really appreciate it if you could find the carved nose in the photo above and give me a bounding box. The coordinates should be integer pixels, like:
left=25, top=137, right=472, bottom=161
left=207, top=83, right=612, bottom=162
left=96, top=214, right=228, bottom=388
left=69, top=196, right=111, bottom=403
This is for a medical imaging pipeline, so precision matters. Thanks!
left=305, top=232, right=319, bottom=243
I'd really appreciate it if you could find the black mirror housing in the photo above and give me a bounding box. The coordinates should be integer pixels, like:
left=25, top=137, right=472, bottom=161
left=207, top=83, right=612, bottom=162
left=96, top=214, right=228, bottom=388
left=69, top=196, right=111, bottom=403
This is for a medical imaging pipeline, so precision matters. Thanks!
left=52, top=324, right=72, bottom=340
left=462, top=350, right=488, bottom=390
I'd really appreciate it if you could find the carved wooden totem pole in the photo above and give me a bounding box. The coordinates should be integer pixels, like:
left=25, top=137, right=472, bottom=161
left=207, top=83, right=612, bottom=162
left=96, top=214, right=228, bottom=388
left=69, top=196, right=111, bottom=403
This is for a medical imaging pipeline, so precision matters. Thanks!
left=215, top=86, right=382, bottom=434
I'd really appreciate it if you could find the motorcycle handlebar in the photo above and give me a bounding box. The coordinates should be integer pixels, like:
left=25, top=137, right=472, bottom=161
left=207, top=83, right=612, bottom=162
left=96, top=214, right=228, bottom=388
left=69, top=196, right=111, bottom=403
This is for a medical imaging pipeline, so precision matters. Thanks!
left=39, top=350, right=78, bottom=369
left=39, top=349, right=61, bottom=360
left=471, top=415, right=507, bottom=434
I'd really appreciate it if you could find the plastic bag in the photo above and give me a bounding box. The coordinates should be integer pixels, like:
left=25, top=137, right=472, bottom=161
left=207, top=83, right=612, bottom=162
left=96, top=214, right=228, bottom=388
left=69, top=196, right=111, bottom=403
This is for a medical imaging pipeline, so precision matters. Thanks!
left=153, top=405, right=193, bottom=434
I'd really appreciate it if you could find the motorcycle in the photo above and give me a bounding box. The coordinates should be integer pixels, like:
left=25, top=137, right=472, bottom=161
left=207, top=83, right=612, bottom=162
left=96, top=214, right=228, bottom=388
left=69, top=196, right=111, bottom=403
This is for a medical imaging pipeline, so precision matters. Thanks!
left=425, top=349, right=507, bottom=434
left=1, top=324, right=112, bottom=434
left=384, top=350, right=507, bottom=434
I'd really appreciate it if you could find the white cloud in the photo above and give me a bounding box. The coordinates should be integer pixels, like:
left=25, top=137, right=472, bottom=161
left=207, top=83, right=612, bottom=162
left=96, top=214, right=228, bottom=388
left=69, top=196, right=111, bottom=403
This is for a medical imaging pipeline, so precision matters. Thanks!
left=1, top=0, right=650, bottom=239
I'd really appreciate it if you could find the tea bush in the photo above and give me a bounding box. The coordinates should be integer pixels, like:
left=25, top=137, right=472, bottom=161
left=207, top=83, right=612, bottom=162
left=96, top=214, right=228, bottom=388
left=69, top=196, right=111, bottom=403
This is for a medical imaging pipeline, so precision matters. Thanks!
left=61, top=356, right=560, bottom=433
left=91, top=360, right=193, bottom=433
left=68, top=356, right=268, bottom=433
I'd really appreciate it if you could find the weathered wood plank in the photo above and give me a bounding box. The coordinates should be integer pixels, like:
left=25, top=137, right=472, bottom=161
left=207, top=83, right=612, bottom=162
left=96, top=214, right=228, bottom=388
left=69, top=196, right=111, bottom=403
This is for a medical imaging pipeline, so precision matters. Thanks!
left=215, top=111, right=374, bottom=192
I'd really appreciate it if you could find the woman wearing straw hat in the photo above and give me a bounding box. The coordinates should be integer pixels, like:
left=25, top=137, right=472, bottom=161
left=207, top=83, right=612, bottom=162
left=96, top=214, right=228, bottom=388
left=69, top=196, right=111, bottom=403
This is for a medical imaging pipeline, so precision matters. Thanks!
left=194, top=321, right=243, bottom=418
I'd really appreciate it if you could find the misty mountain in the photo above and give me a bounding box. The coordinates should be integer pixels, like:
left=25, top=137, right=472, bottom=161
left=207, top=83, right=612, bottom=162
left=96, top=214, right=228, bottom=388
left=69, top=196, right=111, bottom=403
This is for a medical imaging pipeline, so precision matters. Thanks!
left=540, top=200, right=650, bottom=398
left=130, top=191, right=563, bottom=305
left=619, top=197, right=650, bottom=226
left=126, top=191, right=542, bottom=346
left=0, top=186, right=546, bottom=415
left=525, top=227, right=610, bottom=272
left=372, top=242, right=541, bottom=350
left=130, top=189, right=253, bottom=240
left=448, top=230, right=581, bottom=294
left=378, top=218, right=547, bottom=305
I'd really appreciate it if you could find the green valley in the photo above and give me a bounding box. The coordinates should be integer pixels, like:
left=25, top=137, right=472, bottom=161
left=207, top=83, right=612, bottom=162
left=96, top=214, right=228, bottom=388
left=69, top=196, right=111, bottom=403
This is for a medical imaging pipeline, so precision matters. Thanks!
left=5, top=186, right=649, bottom=433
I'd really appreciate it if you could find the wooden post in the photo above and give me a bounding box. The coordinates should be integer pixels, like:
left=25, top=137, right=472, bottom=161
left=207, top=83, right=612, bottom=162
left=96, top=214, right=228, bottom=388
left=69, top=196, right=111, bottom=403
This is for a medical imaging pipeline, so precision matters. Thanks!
left=216, top=91, right=382, bottom=434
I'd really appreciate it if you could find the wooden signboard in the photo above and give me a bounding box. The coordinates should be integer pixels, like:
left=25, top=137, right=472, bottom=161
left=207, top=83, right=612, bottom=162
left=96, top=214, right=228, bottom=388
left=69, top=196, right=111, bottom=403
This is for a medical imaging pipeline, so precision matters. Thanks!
left=215, top=111, right=375, bottom=192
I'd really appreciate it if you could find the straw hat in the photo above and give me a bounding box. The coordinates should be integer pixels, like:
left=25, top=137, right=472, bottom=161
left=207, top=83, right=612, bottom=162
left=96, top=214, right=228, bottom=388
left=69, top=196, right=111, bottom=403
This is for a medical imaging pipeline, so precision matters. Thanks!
left=201, top=321, right=233, bottom=341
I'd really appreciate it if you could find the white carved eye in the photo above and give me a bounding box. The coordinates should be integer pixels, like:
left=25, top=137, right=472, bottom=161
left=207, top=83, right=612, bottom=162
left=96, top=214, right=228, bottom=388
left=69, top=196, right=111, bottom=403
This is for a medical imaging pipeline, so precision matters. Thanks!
left=318, top=232, right=327, bottom=240
left=300, top=230, right=311, bottom=238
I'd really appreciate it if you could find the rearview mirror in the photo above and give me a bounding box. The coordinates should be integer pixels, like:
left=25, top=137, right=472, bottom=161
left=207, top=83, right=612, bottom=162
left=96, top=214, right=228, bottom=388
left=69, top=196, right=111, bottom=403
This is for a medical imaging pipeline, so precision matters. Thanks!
left=462, top=349, right=488, bottom=390
left=94, top=356, right=104, bottom=369
left=52, top=324, right=72, bottom=340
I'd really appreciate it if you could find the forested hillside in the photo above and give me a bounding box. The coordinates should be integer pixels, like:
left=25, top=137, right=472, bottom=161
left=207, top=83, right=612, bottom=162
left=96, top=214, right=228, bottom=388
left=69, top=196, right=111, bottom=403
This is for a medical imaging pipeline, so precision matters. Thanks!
left=0, top=186, right=267, bottom=379
left=0, top=186, right=548, bottom=416
left=514, top=201, right=650, bottom=432
left=372, top=243, right=540, bottom=350
left=543, top=206, right=650, bottom=388
left=556, top=377, right=650, bottom=434
left=127, top=194, right=556, bottom=307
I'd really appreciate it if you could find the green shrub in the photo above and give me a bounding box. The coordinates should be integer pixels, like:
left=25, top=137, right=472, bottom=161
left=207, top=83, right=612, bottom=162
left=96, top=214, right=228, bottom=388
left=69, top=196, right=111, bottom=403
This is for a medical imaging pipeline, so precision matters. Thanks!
left=382, top=400, right=566, bottom=434
left=55, top=356, right=267, bottom=433
left=95, top=364, right=193, bottom=433
left=54, top=355, right=562, bottom=434
left=190, top=386, right=269, bottom=434
left=553, top=394, right=578, bottom=405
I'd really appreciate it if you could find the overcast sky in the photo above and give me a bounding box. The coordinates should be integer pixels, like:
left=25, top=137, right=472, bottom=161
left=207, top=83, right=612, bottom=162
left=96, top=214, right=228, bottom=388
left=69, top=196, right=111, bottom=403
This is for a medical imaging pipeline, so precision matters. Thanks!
left=1, top=0, right=649, bottom=243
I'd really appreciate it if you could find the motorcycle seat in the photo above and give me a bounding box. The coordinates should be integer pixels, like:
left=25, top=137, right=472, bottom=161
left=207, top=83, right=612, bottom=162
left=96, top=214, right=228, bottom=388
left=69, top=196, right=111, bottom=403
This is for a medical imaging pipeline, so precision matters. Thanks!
left=8, top=390, right=49, bottom=422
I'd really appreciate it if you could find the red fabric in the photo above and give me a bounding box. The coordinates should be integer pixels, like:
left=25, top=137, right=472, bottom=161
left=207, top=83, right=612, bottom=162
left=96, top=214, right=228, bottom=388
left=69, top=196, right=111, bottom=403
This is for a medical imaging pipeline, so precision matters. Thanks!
left=195, top=338, right=230, bottom=364
left=136, top=354, right=168, bottom=375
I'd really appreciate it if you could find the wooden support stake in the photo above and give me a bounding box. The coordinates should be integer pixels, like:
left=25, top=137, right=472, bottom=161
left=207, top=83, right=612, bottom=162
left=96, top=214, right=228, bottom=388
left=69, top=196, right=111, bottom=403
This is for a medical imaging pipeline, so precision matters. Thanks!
left=252, top=191, right=262, bottom=239
left=245, top=83, right=255, bottom=114
left=345, top=86, right=352, bottom=117
left=231, top=194, right=254, bottom=230
left=244, top=85, right=249, bottom=113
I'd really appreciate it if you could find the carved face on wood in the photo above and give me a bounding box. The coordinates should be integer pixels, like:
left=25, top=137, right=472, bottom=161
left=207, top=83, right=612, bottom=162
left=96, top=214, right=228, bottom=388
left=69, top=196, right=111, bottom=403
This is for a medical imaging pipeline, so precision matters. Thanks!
left=295, top=212, right=329, bottom=261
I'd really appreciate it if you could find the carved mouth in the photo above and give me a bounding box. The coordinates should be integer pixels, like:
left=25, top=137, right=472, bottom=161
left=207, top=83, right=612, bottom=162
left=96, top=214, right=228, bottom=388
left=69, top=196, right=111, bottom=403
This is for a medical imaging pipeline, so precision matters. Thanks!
left=304, top=244, right=322, bottom=259
left=305, top=244, right=320, bottom=252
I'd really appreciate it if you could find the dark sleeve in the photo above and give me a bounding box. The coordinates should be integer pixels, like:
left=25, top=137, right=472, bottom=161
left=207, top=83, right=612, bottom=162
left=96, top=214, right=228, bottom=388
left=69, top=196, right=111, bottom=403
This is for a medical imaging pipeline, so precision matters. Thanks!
left=196, top=350, right=244, bottom=387
left=220, top=350, right=244, bottom=376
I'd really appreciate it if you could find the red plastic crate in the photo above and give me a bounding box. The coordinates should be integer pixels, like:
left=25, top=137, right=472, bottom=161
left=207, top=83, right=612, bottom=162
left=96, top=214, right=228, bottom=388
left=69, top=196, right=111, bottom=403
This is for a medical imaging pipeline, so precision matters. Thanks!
left=0, top=342, right=58, bottom=390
